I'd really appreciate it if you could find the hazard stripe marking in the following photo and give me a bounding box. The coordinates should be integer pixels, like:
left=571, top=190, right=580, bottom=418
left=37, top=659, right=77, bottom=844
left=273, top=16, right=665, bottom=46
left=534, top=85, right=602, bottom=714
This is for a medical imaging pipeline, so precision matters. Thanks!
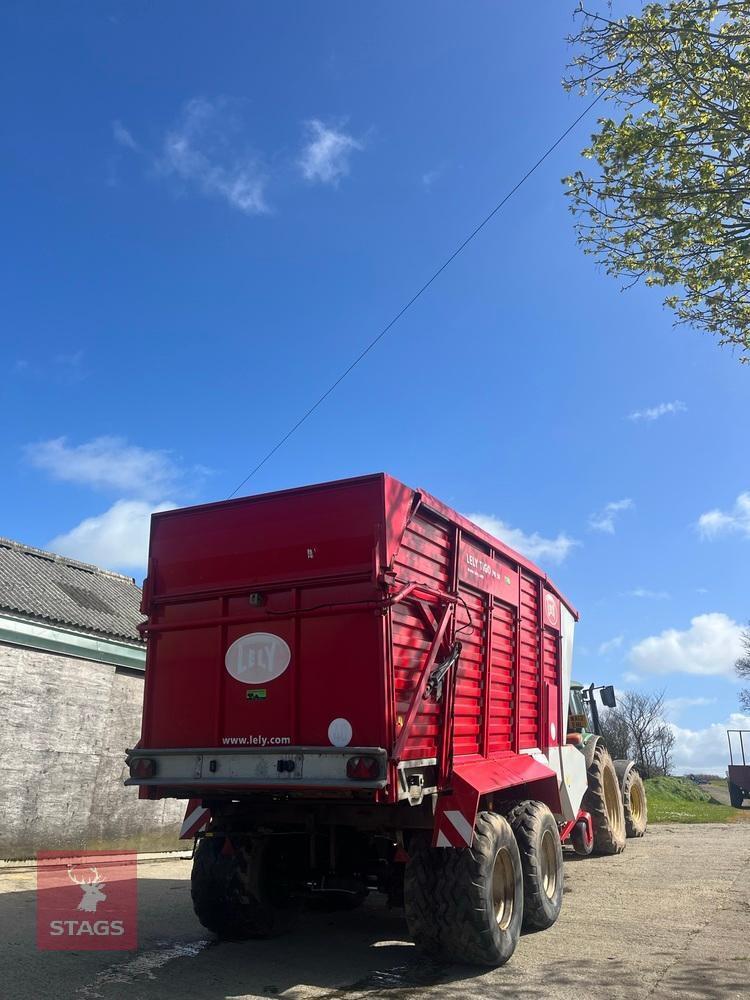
left=180, top=801, right=210, bottom=839
left=435, top=829, right=451, bottom=848
left=444, top=809, right=474, bottom=846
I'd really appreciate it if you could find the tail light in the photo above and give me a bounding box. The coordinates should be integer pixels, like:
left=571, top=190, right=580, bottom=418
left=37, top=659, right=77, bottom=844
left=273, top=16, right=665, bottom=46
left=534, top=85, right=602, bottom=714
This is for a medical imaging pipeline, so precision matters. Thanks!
left=346, top=756, right=380, bottom=781
left=130, top=757, right=156, bottom=779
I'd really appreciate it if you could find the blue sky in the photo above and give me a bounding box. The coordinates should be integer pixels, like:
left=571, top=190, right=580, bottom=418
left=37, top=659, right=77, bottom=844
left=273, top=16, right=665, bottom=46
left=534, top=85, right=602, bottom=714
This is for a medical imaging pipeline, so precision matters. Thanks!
left=2, top=2, right=748, bottom=770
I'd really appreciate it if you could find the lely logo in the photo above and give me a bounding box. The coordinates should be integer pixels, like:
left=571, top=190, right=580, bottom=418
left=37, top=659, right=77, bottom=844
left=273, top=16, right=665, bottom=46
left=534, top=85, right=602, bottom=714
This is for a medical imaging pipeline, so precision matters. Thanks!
left=225, top=632, right=291, bottom=684
left=544, top=592, right=559, bottom=627
left=37, top=851, right=137, bottom=951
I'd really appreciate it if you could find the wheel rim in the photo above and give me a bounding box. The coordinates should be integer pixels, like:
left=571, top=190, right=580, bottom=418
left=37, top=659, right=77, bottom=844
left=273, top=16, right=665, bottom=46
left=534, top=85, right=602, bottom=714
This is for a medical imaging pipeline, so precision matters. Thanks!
left=630, top=779, right=644, bottom=822
left=539, top=829, right=558, bottom=898
left=491, top=847, right=515, bottom=930
left=603, top=765, right=624, bottom=837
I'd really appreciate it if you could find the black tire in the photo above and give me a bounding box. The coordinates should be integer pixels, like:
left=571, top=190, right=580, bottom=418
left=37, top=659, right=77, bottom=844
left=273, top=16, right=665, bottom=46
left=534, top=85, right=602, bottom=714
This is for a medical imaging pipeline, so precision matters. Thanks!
left=583, top=734, right=603, bottom=769
left=191, top=834, right=293, bottom=939
left=506, top=800, right=564, bottom=930
left=729, top=782, right=744, bottom=808
left=582, top=743, right=626, bottom=855
left=570, top=818, right=593, bottom=856
left=621, top=767, right=648, bottom=837
left=404, top=812, right=523, bottom=967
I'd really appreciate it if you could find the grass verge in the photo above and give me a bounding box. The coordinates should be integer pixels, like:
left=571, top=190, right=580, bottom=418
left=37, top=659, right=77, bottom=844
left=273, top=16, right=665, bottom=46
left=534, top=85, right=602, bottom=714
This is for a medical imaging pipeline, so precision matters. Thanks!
left=645, top=776, right=749, bottom=824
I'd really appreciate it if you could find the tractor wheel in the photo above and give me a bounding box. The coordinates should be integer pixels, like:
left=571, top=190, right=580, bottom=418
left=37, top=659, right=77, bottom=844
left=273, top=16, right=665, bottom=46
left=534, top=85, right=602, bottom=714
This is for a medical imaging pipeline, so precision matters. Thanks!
left=582, top=743, right=626, bottom=855
left=191, top=834, right=294, bottom=939
left=729, top=782, right=745, bottom=808
left=570, top=818, right=593, bottom=856
left=506, top=800, right=564, bottom=931
left=621, top=767, right=648, bottom=837
left=404, top=811, right=523, bottom=967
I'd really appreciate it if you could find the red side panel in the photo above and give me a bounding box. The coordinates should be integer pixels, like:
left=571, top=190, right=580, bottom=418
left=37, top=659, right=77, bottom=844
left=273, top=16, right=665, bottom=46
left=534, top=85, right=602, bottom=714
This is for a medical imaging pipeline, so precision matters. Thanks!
left=453, top=586, right=485, bottom=757
left=541, top=604, right=561, bottom=749
left=390, top=508, right=452, bottom=761
left=518, top=573, right=540, bottom=750
left=487, top=604, right=514, bottom=755
left=389, top=504, right=566, bottom=765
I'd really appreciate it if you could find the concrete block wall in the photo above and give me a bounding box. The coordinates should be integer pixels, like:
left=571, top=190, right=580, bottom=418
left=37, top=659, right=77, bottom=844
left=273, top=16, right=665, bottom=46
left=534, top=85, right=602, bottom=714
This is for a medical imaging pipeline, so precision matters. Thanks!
left=0, top=642, right=185, bottom=859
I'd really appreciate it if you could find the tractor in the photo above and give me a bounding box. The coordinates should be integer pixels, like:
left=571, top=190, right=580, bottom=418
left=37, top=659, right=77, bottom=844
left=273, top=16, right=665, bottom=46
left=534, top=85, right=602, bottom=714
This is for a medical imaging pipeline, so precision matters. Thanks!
left=565, top=682, right=648, bottom=855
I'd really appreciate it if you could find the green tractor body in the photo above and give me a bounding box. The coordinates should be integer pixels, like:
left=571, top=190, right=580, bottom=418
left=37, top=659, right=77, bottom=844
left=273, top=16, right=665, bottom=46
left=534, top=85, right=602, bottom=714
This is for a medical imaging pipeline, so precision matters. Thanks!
left=566, top=682, right=647, bottom=853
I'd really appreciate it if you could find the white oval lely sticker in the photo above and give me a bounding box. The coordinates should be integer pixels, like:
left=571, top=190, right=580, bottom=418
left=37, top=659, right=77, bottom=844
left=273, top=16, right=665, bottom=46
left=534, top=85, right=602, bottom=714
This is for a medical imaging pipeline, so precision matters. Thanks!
left=328, top=717, right=353, bottom=747
left=225, top=632, right=291, bottom=684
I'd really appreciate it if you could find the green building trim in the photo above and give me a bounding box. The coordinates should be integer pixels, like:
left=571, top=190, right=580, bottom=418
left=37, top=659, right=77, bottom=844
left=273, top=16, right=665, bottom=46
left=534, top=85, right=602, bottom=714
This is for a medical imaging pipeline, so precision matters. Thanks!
left=0, top=612, right=146, bottom=671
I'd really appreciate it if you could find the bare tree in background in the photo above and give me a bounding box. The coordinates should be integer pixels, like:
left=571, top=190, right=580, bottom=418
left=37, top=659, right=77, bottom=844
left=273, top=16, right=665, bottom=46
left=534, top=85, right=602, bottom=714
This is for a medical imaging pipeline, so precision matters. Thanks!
left=654, top=722, right=676, bottom=777
left=600, top=690, right=674, bottom=777
left=599, top=708, right=630, bottom=761
left=736, top=624, right=750, bottom=711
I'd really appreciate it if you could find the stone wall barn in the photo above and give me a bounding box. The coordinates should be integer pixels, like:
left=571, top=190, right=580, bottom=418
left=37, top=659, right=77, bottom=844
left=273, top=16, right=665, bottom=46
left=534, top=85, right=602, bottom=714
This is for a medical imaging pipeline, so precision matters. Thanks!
left=0, top=537, right=184, bottom=859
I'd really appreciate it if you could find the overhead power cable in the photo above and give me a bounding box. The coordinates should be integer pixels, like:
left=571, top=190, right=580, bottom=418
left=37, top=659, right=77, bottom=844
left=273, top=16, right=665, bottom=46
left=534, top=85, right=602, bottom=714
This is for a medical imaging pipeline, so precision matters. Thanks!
left=227, top=90, right=604, bottom=499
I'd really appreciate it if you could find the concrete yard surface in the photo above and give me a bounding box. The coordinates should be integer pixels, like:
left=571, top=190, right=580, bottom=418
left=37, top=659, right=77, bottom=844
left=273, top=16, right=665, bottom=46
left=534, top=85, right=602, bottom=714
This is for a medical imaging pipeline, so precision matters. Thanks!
left=1, top=823, right=748, bottom=1000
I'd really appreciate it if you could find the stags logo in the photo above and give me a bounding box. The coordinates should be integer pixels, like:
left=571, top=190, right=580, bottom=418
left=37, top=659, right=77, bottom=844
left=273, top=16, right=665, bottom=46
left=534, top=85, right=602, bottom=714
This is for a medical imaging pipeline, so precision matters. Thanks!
left=37, top=851, right=137, bottom=951
left=68, top=865, right=107, bottom=912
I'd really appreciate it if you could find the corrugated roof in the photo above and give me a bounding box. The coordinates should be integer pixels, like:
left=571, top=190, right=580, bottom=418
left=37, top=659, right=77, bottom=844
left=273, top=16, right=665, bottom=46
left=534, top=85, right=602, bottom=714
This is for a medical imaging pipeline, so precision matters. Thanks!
left=0, top=537, right=144, bottom=643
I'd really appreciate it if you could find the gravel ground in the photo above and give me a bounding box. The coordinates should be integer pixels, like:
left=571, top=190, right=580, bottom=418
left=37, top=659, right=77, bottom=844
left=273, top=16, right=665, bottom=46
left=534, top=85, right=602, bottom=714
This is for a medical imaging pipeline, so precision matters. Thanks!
left=1, top=822, right=749, bottom=1000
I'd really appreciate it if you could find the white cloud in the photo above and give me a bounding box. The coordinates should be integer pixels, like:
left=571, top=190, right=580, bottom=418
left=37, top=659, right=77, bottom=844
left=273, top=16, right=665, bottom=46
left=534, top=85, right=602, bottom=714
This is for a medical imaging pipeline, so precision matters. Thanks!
left=599, top=635, right=624, bottom=655
left=628, top=400, right=686, bottom=422
left=629, top=613, right=744, bottom=677
left=622, top=671, right=641, bottom=684
left=160, top=97, right=268, bottom=215
left=466, top=513, right=578, bottom=565
left=589, top=498, right=633, bottom=534
left=697, top=492, right=750, bottom=540
left=671, top=712, right=750, bottom=774
left=628, top=588, right=670, bottom=599
left=298, top=119, right=362, bottom=185
left=25, top=436, right=183, bottom=500
left=48, top=499, right=176, bottom=571
left=663, top=695, right=717, bottom=720
left=112, top=120, right=138, bottom=150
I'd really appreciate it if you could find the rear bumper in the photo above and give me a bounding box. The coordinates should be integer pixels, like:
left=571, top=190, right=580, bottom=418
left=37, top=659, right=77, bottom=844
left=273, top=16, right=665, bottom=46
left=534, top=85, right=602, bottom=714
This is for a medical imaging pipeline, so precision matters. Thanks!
left=125, top=745, right=389, bottom=791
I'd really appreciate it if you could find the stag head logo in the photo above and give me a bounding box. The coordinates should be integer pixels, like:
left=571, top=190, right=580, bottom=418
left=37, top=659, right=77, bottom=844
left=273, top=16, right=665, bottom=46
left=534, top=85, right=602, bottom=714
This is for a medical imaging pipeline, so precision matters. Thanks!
left=67, top=866, right=107, bottom=913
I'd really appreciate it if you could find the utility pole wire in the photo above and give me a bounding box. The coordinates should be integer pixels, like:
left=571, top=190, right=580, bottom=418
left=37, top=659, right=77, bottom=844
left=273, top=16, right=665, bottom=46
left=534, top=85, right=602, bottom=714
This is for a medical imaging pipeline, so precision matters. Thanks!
left=227, top=90, right=604, bottom=500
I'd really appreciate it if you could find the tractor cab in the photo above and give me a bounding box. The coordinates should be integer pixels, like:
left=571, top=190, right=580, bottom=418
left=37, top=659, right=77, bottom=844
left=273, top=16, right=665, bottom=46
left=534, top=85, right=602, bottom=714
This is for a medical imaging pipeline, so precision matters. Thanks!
left=567, top=681, right=617, bottom=744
